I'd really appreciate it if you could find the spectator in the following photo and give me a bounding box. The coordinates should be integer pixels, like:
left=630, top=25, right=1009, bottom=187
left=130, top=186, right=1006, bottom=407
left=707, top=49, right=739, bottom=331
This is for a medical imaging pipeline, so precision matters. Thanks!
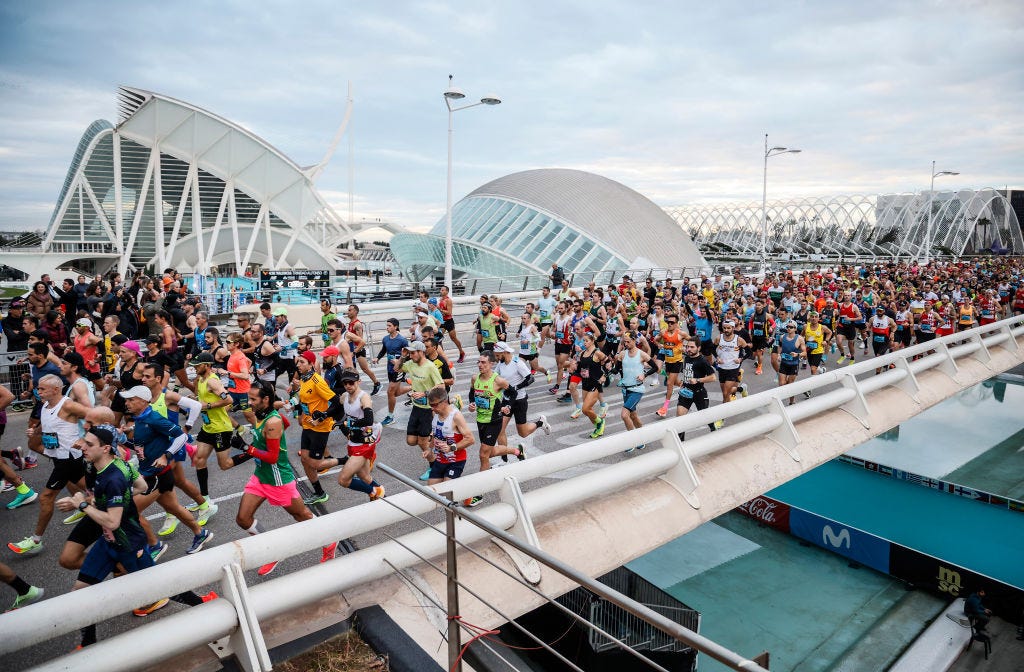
left=25, top=281, right=53, bottom=318
left=964, top=588, right=992, bottom=631
left=549, top=262, right=565, bottom=288
left=2, top=300, right=29, bottom=352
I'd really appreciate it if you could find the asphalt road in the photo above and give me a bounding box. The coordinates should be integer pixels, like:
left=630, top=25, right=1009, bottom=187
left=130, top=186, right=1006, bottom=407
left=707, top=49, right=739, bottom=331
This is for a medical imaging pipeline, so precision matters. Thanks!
left=2, top=340, right=881, bottom=665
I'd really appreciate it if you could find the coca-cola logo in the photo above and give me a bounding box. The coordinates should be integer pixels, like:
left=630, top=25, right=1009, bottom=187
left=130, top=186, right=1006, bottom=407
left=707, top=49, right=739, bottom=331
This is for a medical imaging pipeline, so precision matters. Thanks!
left=741, top=497, right=778, bottom=523
left=738, top=496, right=790, bottom=532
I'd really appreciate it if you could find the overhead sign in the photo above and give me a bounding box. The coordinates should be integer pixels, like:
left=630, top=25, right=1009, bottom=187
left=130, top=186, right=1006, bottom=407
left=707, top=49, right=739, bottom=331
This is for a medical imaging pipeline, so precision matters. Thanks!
left=259, top=270, right=331, bottom=290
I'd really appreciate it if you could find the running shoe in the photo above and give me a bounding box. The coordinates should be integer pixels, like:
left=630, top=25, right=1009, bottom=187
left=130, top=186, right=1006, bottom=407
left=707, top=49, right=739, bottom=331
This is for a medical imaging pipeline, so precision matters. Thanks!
left=649, top=377, right=659, bottom=387
left=186, top=529, right=213, bottom=555
left=196, top=502, right=219, bottom=526
left=739, top=383, right=749, bottom=398
left=516, top=444, right=526, bottom=461
left=457, top=352, right=466, bottom=364
left=6, top=489, right=38, bottom=510
left=0, top=481, right=13, bottom=493
left=257, top=561, right=279, bottom=576
left=570, top=407, right=583, bottom=420
left=624, top=444, right=646, bottom=454
left=419, top=467, right=431, bottom=481
left=713, top=419, right=725, bottom=430
left=321, top=542, right=337, bottom=563
left=803, top=390, right=812, bottom=399
left=655, top=401, right=669, bottom=417
left=132, top=598, right=169, bottom=617
left=381, top=415, right=395, bottom=426
left=371, top=381, right=381, bottom=396
left=556, top=393, right=572, bottom=403
left=546, top=372, right=553, bottom=383
left=847, top=358, right=855, bottom=366
left=63, top=510, right=86, bottom=525
left=755, top=365, right=763, bottom=375
left=186, top=498, right=208, bottom=513
left=538, top=414, right=550, bottom=435
left=370, top=485, right=386, bottom=501
left=819, top=366, right=827, bottom=374
left=549, top=385, right=559, bottom=395
left=7, top=537, right=42, bottom=555
left=403, top=398, right=412, bottom=406
left=201, top=591, right=218, bottom=602
left=801, top=361, right=808, bottom=369
left=463, top=496, right=483, bottom=508
left=9, top=447, right=24, bottom=470
left=157, top=516, right=179, bottom=537
left=147, top=542, right=168, bottom=563
left=836, top=356, right=847, bottom=365
left=599, top=402, right=609, bottom=418
left=6, top=585, right=43, bottom=612
left=452, top=394, right=463, bottom=410
left=303, top=492, right=330, bottom=506
left=589, top=417, right=606, bottom=439
left=22, top=456, right=38, bottom=469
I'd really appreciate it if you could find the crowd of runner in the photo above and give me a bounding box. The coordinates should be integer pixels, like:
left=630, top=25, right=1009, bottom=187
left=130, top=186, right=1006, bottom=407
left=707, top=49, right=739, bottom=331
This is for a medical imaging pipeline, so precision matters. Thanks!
left=2, top=258, right=1023, bottom=649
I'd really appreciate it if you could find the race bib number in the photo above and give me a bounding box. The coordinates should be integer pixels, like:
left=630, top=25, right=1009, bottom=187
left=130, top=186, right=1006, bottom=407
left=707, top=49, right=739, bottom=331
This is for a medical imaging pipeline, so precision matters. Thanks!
left=753, top=329, right=763, bottom=336
left=806, top=340, right=817, bottom=351
left=678, top=387, right=694, bottom=399
left=41, top=432, right=59, bottom=449
left=873, top=334, right=887, bottom=342
left=473, top=395, right=490, bottom=410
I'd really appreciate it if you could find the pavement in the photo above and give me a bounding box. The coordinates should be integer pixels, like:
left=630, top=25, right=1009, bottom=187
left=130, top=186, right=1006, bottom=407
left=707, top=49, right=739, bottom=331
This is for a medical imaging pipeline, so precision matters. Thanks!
left=0, top=337, right=916, bottom=666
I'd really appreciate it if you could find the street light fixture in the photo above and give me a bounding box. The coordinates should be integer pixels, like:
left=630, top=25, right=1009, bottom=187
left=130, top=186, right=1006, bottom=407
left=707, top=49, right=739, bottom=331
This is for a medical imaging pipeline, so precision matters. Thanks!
left=444, top=75, right=500, bottom=288
left=760, top=134, right=801, bottom=276
left=923, top=160, right=960, bottom=266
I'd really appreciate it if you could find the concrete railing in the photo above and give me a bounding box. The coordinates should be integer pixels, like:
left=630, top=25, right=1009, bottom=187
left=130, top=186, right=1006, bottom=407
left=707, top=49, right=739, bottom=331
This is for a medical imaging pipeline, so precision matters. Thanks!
left=4, top=314, right=1024, bottom=672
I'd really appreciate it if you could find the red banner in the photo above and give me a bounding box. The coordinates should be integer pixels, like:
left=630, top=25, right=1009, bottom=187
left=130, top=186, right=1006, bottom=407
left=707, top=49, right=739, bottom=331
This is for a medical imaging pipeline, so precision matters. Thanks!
left=737, top=495, right=791, bottom=533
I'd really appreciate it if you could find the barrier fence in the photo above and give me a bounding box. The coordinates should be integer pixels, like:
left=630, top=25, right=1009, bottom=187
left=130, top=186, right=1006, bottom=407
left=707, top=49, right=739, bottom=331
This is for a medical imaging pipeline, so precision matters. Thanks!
left=3, top=314, right=1023, bottom=672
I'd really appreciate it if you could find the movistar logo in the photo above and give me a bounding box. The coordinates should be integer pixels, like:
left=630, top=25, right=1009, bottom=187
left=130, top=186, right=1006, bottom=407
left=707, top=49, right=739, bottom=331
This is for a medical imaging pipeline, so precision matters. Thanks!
left=822, top=526, right=851, bottom=549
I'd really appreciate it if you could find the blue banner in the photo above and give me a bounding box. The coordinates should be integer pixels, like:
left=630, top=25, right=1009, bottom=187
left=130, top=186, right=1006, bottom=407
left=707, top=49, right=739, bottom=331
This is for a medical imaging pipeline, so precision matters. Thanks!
left=788, top=508, right=891, bottom=574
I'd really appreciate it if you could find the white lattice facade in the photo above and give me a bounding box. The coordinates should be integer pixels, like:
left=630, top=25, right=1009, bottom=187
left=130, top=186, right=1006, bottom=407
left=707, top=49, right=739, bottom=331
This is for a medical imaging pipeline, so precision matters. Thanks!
left=666, top=190, right=1022, bottom=260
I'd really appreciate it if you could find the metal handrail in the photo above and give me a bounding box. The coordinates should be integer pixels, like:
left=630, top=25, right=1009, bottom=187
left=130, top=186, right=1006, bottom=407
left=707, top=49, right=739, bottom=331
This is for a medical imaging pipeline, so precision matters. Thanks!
left=4, top=314, right=1023, bottom=671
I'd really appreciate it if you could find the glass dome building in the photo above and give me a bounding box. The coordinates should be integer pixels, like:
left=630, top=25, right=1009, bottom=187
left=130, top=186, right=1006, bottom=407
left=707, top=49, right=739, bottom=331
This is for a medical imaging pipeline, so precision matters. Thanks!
left=390, top=168, right=707, bottom=283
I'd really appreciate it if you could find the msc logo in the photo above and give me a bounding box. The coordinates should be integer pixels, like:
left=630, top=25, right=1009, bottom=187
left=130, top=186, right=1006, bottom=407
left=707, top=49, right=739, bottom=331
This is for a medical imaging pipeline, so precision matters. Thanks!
left=938, top=567, right=962, bottom=596
left=822, top=526, right=851, bottom=549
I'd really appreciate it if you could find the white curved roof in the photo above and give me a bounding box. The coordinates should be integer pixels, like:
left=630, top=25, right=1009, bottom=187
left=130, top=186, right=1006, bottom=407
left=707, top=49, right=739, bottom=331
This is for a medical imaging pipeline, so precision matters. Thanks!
left=466, top=168, right=705, bottom=268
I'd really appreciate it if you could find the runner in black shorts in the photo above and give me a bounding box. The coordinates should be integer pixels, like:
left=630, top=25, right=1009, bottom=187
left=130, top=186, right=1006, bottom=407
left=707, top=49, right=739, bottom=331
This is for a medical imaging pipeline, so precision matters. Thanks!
left=676, top=340, right=718, bottom=439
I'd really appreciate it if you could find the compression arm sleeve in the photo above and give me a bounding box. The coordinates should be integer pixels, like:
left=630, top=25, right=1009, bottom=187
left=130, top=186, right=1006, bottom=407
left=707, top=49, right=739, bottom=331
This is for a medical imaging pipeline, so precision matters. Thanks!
left=248, top=436, right=280, bottom=463
left=376, top=344, right=387, bottom=360
left=324, top=394, right=342, bottom=420
left=167, top=433, right=187, bottom=457
left=177, top=395, right=202, bottom=429
left=353, top=407, right=374, bottom=427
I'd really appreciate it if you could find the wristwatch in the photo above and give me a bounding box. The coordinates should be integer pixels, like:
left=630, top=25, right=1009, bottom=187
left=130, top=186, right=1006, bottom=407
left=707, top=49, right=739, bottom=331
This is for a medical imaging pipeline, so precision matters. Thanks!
left=78, top=500, right=90, bottom=512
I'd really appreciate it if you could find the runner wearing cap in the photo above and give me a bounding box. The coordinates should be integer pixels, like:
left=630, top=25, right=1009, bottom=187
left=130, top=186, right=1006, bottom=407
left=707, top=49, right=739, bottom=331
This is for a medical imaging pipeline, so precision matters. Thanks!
left=191, top=352, right=248, bottom=505
left=119, top=385, right=213, bottom=560
left=426, top=387, right=475, bottom=497
left=344, top=304, right=381, bottom=395
left=493, top=340, right=548, bottom=452
left=397, top=340, right=445, bottom=480
left=235, top=381, right=338, bottom=576
left=334, top=368, right=385, bottom=500
left=374, top=318, right=409, bottom=426
left=294, top=349, right=342, bottom=505
left=776, top=321, right=807, bottom=403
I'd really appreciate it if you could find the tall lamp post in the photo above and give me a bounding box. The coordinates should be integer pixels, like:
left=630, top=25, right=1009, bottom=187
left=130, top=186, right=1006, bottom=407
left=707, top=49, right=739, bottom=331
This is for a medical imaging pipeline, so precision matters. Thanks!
left=923, top=160, right=959, bottom=265
left=444, top=75, right=501, bottom=288
left=760, top=134, right=801, bottom=277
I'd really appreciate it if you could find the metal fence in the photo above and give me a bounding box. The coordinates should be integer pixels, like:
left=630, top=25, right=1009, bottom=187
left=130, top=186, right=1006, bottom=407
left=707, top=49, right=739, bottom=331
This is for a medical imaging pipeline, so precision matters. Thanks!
left=4, top=314, right=1023, bottom=672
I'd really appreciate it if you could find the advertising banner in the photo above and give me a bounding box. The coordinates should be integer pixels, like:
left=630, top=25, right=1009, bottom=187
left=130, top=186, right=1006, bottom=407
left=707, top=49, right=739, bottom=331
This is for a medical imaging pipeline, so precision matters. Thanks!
left=788, top=507, right=891, bottom=574
left=736, top=496, right=791, bottom=533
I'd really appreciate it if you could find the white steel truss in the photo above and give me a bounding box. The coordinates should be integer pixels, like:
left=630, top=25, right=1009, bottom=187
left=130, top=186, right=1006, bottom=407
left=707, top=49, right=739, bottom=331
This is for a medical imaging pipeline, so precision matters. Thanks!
left=666, top=190, right=1023, bottom=261
left=40, top=87, right=377, bottom=276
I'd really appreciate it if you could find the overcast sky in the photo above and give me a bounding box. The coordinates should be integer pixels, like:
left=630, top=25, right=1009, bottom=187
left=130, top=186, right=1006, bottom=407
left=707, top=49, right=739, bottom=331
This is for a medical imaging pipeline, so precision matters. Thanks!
left=1, top=1, right=1021, bottom=237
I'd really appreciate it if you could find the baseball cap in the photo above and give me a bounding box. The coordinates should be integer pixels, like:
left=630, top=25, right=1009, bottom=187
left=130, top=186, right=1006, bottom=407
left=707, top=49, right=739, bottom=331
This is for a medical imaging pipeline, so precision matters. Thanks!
left=76, top=318, right=92, bottom=327
left=299, top=350, right=316, bottom=365
left=322, top=345, right=341, bottom=357
left=428, top=297, right=438, bottom=305
left=405, top=341, right=426, bottom=352
left=120, top=340, right=141, bottom=355
left=416, top=311, right=429, bottom=318
left=119, top=385, right=153, bottom=402
left=193, top=351, right=216, bottom=365
left=272, top=306, right=288, bottom=316
left=9, top=299, right=24, bottom=308
left=493, top=341, right=514, bottom=353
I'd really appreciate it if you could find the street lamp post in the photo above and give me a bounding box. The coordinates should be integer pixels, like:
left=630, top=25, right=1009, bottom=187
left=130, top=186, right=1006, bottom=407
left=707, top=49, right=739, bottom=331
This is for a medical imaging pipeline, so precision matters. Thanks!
left=760, top=134, right=801, bottom=277
left=923, top=160, right=960, bottom=266
left=444, top=75, right=501, bottom=289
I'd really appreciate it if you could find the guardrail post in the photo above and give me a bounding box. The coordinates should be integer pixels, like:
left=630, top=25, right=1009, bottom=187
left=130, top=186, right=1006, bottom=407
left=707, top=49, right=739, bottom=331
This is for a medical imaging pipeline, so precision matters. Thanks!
left=838, top=374, right=870, bottom=428
left=965, top=331, right=992, bottom=367
left=891, top=356, right=921, bottom=402
left=658, top=428, right=701, bottom=509
left=208, top=562, right=271, bottom=672
left=933, top=340, right=960, bottom=378
left=493, top=476, right=543, bottom=585
left=996, top=322, right=1021, bottom=353
left=765, top=397, right=800, bottom=460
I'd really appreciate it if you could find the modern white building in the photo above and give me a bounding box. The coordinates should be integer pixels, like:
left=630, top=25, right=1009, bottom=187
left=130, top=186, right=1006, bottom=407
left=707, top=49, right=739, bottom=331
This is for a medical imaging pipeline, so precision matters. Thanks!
left=0, top=86, right=396, bottom=279
left=390, top=168, right=708, bottom=284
